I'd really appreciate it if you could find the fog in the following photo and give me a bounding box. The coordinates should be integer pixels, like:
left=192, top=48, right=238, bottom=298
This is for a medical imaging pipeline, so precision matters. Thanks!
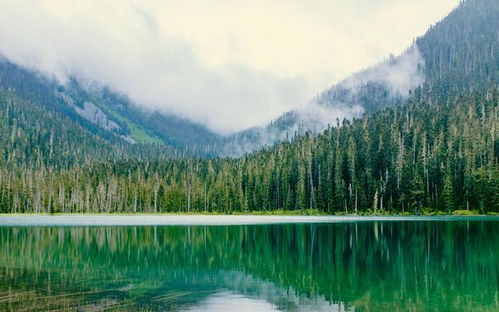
left=0, top=0, right=458, bottom=133
left=223, top=44, right=426, bottom=156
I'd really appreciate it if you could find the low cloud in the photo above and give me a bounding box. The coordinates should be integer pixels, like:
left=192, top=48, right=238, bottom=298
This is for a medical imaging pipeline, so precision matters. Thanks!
left=338, top=45, right=425, bottom=97
left=224, top=45, right=424, bottom=156
left=0, top=0, right=457, bottom=134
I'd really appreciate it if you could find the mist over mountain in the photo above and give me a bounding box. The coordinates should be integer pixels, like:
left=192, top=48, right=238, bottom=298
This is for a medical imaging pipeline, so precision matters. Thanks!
left=222, top=44, right=426, bottom=156
left=2, top=3, right=499, bottom=311
left=0, top=0, right=496, bottom=159
left=0, top=0, right=498, bottom=216
left=0, top=58, right=222, bottom=155
left=0, top=39, right=427, bottom=157
left=0, top=0, right=461, bottom=135
left=222, top=0, right=498, bottom=156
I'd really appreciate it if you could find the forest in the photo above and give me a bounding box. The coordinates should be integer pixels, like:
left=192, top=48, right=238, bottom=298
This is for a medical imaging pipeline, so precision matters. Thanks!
left=0, top=86, right=498, bottom=214
left=0, top=0, right=498, bottom=215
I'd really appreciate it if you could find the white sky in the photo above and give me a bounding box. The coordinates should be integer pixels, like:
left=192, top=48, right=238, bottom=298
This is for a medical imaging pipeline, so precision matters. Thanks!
left=0, top=0, right=459, bottom=133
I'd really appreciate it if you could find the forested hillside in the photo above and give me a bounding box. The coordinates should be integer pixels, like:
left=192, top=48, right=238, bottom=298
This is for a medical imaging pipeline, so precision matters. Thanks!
left=0, top=0, right=497, bottom=214
left=224, top=0, right=499, bottom=156
left=0, top=60, right=221, bottom=155
left=0, top=1, right=496, bottom=158
left=1, top=87, right=497, bottom=214
left=0, top=89, right=175, bottom=170
left=417, top=0, right=498, bottom=91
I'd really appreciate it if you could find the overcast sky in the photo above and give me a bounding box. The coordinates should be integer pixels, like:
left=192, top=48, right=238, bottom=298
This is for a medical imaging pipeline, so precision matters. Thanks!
left=0, top=0, right=459, bottom=133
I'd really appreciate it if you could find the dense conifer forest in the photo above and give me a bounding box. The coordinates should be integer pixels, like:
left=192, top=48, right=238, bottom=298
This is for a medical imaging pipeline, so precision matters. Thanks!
left=0, top=0, right=497, bottom=214
left=1, top=86, right=497, bottom=214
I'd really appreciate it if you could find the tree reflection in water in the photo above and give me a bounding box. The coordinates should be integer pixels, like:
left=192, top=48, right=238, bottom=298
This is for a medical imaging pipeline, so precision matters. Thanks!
left=0, top=221, right=497, bottom=311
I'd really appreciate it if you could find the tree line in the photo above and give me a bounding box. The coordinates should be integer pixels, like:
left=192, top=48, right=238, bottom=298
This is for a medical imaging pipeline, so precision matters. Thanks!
left=1, top=87, right=497, bottom=214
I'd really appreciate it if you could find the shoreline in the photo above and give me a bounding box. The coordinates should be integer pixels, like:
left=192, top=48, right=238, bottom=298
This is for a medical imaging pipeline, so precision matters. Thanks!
left=0, top=214, right=498, bottom=227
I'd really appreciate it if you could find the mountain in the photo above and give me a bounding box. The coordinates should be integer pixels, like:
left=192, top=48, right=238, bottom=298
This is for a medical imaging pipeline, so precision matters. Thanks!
left=3, top=85, right=497, bottom=214
left=0, top=0, right=498, bottom=214
left=417, top=0, right=499, bottom=91
left=0, top=59, right=221, bottom=156
left=0, top=87, right=179, bottom=171
left=224, top=0, right=499, bottom=156
left=0, top=0, right=497, bottom=159
left=221, top=47, right=420, bottom=156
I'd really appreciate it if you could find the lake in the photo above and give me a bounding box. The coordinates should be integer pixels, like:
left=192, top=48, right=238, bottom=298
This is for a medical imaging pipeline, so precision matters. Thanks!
left=0, top=218, right=498, bottom=311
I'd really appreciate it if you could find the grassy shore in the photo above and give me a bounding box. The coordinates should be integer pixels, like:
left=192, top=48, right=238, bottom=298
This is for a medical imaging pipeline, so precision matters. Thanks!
left=0, top=209, right=497, bottom=216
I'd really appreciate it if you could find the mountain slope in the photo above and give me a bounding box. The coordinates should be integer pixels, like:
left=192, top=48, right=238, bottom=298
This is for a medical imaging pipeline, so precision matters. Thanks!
left=0, top=88, right=125, bottom=169
left=0, top=88, right=176, bottom=170
left=2, top=86, right=497, bottom=214
left=0, top=59, right=221, bottom=156
left=1, top=0, right=496, bottom=158
left=417, top=0, right=499, bottom=91
left=0, top=0, right=499, bottom=157
left=1, top=0, right=498, bottom=214
left=224, top=0, right=499, bottom=156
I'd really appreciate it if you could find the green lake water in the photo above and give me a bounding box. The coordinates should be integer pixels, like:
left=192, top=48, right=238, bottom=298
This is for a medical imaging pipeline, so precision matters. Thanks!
left=0, top=220, right=498, bottom=311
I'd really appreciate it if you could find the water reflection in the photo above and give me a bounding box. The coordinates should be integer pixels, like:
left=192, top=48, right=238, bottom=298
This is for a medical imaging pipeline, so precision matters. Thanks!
left=0, top=221, right=497, bottom=311
left=183, top=292, right=279, bottom=312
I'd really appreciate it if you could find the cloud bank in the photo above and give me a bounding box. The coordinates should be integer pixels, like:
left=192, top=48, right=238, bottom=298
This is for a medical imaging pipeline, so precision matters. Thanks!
left=224, top=44, right=425, bottom=156
left=0, top=0, right=458, bottom=133
left=339, top=45, right=426, bottom=97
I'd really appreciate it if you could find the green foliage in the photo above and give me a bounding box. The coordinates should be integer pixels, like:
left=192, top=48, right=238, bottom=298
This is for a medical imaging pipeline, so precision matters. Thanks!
left=1, top=87, right=498, bottom=214
left=452, top=210, right=480, bottom=216
left=0, top=59, right=221, bottom=156
left=417, top=0, right=499, bottom=91
left=0, top=0, right=498, bottom=214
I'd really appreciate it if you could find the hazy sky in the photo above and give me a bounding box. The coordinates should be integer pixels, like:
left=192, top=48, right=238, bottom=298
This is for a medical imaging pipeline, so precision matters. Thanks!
left=0, top=0, right=459, bottom=133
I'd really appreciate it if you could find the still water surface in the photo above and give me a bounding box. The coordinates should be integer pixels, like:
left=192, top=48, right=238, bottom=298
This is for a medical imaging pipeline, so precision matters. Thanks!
left=0, top=220, right=498, bottom=311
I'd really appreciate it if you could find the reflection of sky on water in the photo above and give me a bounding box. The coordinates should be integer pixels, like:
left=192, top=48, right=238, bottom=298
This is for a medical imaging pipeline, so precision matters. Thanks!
left=183, top=292, right=279, bottom=312
left=183, top=291, right=354, bottom=312
left=1, top=215, right=495, bottom=227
